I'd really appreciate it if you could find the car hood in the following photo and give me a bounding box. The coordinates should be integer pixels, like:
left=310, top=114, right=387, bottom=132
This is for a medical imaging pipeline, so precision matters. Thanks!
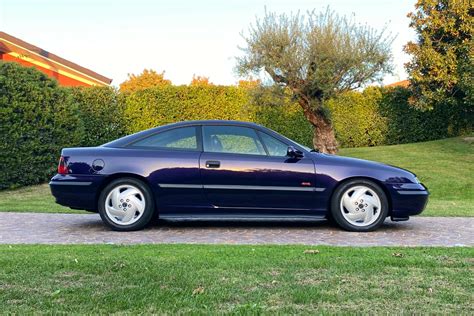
left=311, top=152, right=417, bottom=182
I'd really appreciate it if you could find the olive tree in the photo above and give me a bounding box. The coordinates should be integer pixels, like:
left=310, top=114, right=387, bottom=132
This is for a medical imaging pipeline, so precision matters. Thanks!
left=237, top=9, right=393, bottom=153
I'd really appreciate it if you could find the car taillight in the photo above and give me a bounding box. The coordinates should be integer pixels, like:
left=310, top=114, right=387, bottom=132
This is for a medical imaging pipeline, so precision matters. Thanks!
left=58, top=156, right=69, bottom=175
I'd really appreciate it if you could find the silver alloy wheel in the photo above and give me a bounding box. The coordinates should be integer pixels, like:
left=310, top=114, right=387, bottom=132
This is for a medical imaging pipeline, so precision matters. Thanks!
left=340, top=185, right=382, bottom=227
left=105, top=184, right=146, bottom=226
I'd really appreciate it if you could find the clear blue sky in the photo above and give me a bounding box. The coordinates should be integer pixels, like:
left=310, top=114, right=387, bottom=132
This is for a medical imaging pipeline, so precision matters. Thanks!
left=0, top=0, right=416, bottom=86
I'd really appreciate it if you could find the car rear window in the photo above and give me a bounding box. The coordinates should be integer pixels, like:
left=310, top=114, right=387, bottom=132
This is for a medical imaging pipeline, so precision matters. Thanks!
left=130, top=127, right=198, bottom=150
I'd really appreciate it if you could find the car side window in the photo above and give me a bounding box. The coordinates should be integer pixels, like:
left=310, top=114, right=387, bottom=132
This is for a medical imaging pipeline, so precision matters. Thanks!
left=203, top=126, right=266, bottom=155
left=258, top=132, right=289, bottom=157
left=130, top=127, right=198, bottom=150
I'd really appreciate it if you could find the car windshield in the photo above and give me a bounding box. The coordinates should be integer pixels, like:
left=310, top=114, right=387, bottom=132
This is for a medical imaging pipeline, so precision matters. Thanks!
left=278, top=134, right=312, bottom=152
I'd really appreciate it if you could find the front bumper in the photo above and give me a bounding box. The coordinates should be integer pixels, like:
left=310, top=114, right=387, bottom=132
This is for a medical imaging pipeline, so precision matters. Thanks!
left=50, top=174, right=104, bottom=211
left=388, top=182, right=429, bottom=217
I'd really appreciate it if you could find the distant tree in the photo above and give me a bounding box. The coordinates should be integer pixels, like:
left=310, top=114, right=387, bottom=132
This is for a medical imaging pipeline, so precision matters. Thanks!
left=120, top=69, right=171, bottom=93
left=190, top=75, right=214, bottom=86
left=237, top=78, right=261, bottom=89
left=404, top=0, right=473, bottom=109
left=236, top=8, right=393, bottom=153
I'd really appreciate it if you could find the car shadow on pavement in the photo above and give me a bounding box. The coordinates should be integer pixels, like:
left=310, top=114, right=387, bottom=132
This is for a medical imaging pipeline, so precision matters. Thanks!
left=71, top=215, right=403, bottom=232
left=150, top=218, right=403, bottom=231
left=155, top=219, right=330, bottom=229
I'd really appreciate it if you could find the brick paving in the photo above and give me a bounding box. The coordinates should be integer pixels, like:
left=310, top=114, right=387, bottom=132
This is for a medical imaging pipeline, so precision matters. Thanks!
left=0, top=212, right=472, bottom=246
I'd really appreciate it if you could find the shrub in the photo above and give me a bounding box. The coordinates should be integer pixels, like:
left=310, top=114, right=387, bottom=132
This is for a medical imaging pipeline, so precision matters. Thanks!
left=0, top=62, right=82, bottom=189
left=123, top=85, right=314, bottom=147
left=69, top=86, right=125, bottom=146
left=327, top=88, right=388, bottom=147
left=123, top=85, right=251, bottom=134
left=253, top=104, right=313, bottom=147
left=379, top=87, right=472, bottom=144
left=123, top=84, right=471, bottom=149
left=249, top=86, right=313, bottom=147
left=327, top=86, right=472, bottom=147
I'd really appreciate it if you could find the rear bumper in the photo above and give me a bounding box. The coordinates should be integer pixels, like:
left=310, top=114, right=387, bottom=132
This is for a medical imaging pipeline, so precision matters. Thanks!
left=388, top=183, right=429, bottom=217
left=49, top=174, right=104, bottom=211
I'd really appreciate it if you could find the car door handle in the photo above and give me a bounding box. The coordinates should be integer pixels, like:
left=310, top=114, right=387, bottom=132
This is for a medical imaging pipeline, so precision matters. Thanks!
left=205, top=160, right=220, bottom=168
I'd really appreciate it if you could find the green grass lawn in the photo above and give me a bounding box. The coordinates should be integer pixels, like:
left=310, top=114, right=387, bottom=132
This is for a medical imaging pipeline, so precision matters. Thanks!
left=0, top=184, right=84, bottom=214
left=0, top=136, right=472, bottom=216
left=0, top=245, right=472, bottom=314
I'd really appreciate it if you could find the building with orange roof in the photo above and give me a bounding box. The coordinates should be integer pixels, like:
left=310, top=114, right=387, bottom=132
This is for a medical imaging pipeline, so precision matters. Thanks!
left=0, top=31, right=111, bottom=87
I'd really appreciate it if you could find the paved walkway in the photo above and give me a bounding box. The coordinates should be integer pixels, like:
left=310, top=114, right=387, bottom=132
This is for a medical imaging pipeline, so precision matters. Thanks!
left=0, top=212, right=472, bottom=246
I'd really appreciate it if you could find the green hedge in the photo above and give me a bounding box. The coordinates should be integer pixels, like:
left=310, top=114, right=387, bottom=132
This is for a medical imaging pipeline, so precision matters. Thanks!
left=378, top=87, right=472, bottom=145
left=327, top=86, right=472, bottom=147
left=327, top=88, right=388, bottom=147
left=123, top=85, right=314, bottom=147
left=0, top=62, right=471, bottom=189
left=69, top=86, right=124, bottom=146
left=0, top=62, right=82, bottom=189
left=124, top=84, right=470, bottom=150
left=249, top=87, right=314, bottom=147
left=123, top=85, right=251, bottom=132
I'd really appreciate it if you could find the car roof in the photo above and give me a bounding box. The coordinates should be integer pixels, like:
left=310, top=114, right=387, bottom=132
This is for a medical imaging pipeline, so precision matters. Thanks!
left=164, top=120, right=263, bottom=128
left=102, top=120, right=266, bottom=148
left=102, top=120, right=309, bottom=152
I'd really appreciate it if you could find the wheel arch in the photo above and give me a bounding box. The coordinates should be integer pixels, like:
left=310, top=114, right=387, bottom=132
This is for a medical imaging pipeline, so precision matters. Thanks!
left=95, top=173, right=155, bottom=212
left=327, top=176, right=393, bottom=216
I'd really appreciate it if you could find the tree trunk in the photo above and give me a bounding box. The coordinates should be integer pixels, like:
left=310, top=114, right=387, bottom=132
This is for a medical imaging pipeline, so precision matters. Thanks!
left=311, top=112, right=338, bottom=154
left=297, top=98, right=338, bottom=154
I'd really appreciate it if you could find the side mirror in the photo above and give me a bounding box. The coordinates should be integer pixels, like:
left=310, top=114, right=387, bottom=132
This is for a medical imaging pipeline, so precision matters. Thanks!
left=287, top=146, right=304, bottom=159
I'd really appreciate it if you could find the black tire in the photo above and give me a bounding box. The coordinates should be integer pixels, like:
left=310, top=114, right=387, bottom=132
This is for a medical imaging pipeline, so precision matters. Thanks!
left=98, top=177, right=155, bottom=231
left=330, top=179, right=389, bottom=232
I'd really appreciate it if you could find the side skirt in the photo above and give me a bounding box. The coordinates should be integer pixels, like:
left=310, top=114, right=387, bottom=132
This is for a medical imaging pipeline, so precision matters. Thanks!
left=158, top=215, right=327, bottom=222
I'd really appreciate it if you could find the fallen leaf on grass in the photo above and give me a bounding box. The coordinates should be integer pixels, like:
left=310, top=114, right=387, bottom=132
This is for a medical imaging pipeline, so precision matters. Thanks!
left=304, top=249, right=320, bottom=254
left=51, top=289, right=61, bottom=296
left=112, top=262, right=126, bottom=269
left=192, top=286, right=205, bottom=295
left=392, top=252, right=404, bottom=258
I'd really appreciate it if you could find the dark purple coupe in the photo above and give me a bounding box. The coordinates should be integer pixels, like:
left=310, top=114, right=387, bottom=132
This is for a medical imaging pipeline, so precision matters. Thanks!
left=50, top=120, right=428, bottom=232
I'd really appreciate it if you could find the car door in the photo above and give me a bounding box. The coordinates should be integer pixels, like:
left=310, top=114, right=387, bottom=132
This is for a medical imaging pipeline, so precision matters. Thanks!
left=199, top=125, right=319, bottom=216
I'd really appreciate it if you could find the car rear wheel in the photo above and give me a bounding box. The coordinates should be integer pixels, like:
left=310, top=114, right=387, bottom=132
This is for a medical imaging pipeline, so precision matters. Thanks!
left=98, top=178, right=155, bottom=231
left=331, top=179, right=388, bottom=232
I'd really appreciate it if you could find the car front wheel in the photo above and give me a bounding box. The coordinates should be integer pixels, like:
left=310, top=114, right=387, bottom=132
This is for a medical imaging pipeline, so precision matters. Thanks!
left=98, top=178, right=155, bottom=231
left=331, top=179, right=388, bottom=232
